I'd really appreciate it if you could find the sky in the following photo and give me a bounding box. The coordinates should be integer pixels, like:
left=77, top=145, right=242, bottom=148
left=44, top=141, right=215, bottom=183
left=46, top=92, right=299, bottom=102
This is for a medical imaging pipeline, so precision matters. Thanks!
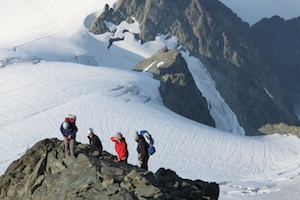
left=1, top=0, right=300, bottom=200
left=220, top=0, right=300, bottom=25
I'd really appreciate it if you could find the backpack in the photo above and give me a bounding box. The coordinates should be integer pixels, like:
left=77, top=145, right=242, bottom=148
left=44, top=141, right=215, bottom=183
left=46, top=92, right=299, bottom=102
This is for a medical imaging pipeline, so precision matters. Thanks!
left=139, top=130, right=156, bottom=155
left=65, top=114, right=76, bottom=126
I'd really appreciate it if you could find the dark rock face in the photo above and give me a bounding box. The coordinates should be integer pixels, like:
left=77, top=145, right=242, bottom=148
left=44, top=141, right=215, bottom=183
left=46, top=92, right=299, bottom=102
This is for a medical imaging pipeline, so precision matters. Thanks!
left=134, top=47, right=215, bottom=127
left=89, top=0, right=299, bottom=135
left=248, top=16, right=300, bottom=110
left=0, top=138, right=219, bottom=200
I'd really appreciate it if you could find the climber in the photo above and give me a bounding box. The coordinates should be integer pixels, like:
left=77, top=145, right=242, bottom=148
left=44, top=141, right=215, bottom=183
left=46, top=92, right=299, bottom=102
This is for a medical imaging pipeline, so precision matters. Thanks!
left=60, top=115, right=78, bottom=157
left=135, top=132, right=150, bottom=170
left=110, top=132, right=128, bottom=162
left=87, top=128, right=103, bottom=157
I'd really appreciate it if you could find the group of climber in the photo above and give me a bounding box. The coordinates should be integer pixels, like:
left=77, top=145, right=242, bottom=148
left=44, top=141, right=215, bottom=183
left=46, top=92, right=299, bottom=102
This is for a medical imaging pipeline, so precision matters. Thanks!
left=60, top=114, right=154, bottom=170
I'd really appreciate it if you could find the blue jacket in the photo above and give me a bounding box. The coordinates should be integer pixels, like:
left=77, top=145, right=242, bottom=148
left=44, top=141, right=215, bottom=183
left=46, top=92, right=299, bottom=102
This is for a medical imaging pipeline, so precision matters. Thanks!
left=60, top=123, right=78, bottom=139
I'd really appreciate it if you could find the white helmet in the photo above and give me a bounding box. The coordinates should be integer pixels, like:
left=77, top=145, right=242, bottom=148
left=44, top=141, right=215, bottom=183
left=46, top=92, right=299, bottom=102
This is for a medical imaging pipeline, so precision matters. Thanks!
left=62, top=122, right=70, bottom=130
left=87, top=128, right=93, bottom=134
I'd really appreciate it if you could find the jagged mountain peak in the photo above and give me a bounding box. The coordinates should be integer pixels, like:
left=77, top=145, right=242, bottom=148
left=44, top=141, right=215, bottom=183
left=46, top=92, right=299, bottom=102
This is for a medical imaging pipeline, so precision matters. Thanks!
left=89, top=0, right=299, bottom=135
left=91, top=0, right=249, bottom=62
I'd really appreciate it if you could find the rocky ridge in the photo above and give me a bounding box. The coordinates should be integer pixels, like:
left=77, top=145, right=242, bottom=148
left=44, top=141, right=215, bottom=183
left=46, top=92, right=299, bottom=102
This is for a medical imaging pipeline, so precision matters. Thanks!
left=0, top=138, right=219, bottom=200
left=89, top=0, right=300, bottom=135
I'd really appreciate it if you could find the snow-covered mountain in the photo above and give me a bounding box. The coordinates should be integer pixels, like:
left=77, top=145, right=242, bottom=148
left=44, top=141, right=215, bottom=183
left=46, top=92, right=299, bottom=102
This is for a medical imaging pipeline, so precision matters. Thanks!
left=1, top=0, right=300, bottom=199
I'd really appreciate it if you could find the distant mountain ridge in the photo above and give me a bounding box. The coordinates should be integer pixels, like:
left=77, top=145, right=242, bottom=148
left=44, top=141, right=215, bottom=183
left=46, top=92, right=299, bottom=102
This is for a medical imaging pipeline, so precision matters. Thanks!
left=89, top=0, right=300, bottom=135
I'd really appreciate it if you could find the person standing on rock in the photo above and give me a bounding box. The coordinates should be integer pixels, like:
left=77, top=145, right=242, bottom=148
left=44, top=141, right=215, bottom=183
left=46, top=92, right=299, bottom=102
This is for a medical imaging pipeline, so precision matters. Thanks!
left=87, top=128, right=103, bottom=157
left=110, top=132, right=128, bottom=163
left=60, top=115, right=78, bottom=157
left=135, top=133, right=150, bottom=170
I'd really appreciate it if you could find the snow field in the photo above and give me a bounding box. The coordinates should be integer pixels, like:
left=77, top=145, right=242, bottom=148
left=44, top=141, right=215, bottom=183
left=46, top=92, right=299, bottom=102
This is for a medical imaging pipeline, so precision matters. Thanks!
left=0, top=0, right=300, bottom=199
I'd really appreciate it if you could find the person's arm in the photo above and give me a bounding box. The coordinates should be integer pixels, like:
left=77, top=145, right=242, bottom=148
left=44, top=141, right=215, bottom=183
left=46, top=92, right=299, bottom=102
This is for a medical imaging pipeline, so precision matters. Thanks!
left=69, top=126, right=77, bottom=138
left=60, top=125, right=69, bottom=137
left=110, top=137, right=117, bottom=142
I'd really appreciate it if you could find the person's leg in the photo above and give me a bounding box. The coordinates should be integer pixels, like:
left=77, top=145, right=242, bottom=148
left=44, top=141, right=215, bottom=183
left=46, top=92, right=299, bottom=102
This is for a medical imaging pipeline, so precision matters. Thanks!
left=144, top=156, right=149, bottom=170
left=64, top=138, right=70, bottom=157
left=141, top=162, right=147, bottom=170
left=69, top=138, right=75, bottom=157
left=92, top=150, right=100, bottom=157
left=123, top=157, right=128, bottom=163
left=141, top=156, right=149, bottom=170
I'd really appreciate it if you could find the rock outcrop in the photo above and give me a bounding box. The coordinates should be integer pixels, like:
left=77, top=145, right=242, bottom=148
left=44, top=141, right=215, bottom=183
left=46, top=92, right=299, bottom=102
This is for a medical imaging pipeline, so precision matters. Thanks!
left=0, top=138, right=219, bottom=200
left=89, top=0, right=300, bottom=135
left=259, top=122, right=300, bottom=137
left=134, top=47, right=215, bottom=127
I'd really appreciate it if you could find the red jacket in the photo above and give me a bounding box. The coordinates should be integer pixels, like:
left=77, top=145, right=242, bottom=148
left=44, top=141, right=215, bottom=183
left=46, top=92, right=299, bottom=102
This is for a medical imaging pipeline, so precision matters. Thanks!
left=110, top=137, right=128, bottom=161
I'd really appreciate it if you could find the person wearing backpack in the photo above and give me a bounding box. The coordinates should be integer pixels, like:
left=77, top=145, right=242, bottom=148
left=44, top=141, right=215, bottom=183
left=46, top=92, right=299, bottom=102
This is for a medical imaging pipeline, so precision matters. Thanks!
left=87, top=128, right=103, bottom=157
left=110, top=132, right=128, bottom=163
left=135, top=133, right=150, bottom=170
left=60, top=119, right=78, bottom=157
left=139, top=130, right=156, bottom=155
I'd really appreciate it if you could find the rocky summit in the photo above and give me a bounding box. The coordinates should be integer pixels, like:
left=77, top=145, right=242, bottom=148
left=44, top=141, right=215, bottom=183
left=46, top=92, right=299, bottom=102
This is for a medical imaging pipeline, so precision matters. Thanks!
left=0, top=138, right=219, bottom=200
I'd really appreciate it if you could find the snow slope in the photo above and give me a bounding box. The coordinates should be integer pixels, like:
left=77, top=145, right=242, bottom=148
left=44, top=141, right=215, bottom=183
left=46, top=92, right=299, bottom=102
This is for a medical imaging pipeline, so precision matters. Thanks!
left=1, top=0, right=300, bottom=199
